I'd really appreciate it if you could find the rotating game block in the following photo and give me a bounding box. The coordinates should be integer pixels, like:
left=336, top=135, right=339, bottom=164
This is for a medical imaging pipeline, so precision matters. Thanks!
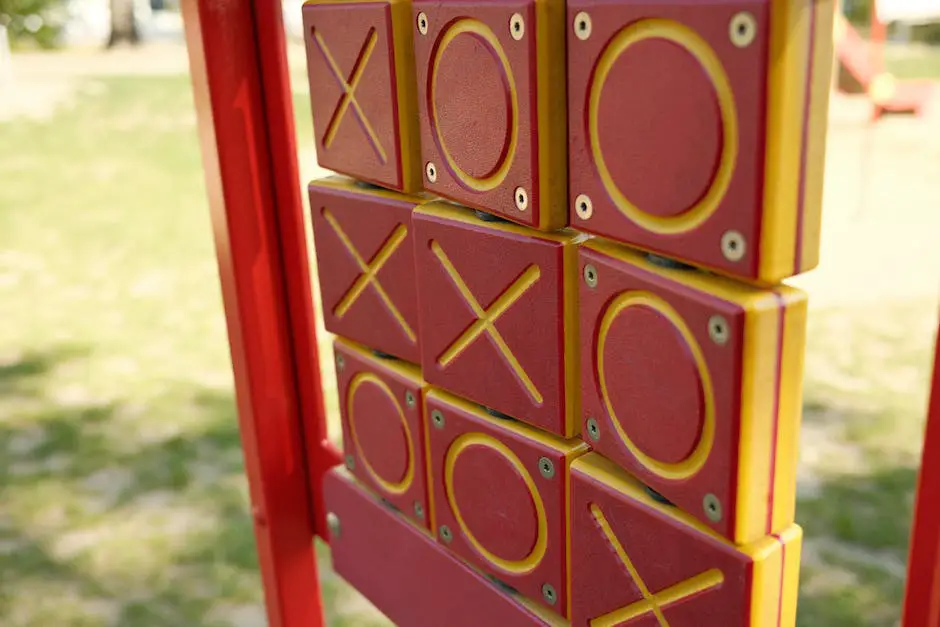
left=309, top=176, right=423, bottom=364
left=412, top=0, right=568, bottom=230
left=425, top=389, right=589, bottom=617
left=334, top=338, right=430, bottom=528
left=567, top=0, right=836, bottom=283
left=578, top=239, right=807, bottom=544
left=414, top=202, right=584, bottom=437
left=570, top=454, right=803, bottom=627
left=302, top=0, right=421, bottom=192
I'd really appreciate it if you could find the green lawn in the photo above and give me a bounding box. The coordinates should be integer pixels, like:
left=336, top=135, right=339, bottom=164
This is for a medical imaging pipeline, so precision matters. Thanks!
left=0, top=73, right=937, bottom=626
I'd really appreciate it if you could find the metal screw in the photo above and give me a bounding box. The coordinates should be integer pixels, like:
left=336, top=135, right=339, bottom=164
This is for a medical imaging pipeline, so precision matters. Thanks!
left=345, top=454, right=355, bottom=470
left=586, top=417, right=600, bottom=442
left=704, top=494, right=723, bottom=522
left=583, top=264, right=598, bottom=288
left=335, top=354, right=345, bottom=370
left=327, top=512, right=341, bottom=538
left=439, top=525, right=453, bottom=542
left=405, top=391, right=416, bottom=408
left=514, top=186, right=528, bottom=211
left=720, top=230, right=746, bottom=262
left=538, top=457, right=555, bottom=479
left=414, top=501, right=425, bottom=519
left=431, top=409, right=445, bottom=429
left=729, top=11, right=757, bottom=48
left=708, top=315, right=729, bottom=346
left=417, top=11, right=429, bottom=35
left=573, top=11, right=592, bottom=40
left=509, top=13, right=525, bottom=40
left=575, top=193, right=593, bottom=220
left=426, top=161, right=438, bottom=183
left=541, top=583, right=557, bottom=605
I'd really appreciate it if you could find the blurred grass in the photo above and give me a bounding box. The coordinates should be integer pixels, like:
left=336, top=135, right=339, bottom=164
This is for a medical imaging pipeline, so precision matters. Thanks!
left=0, top=67, right=938, bottom=626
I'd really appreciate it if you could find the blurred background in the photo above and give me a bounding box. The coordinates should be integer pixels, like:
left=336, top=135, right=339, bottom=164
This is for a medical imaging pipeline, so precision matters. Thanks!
left=1, top=1, right=939, bottom=626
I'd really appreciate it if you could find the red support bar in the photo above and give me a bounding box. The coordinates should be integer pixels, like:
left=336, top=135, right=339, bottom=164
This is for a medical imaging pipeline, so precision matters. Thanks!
left=903, top=315, right=940, bottom=627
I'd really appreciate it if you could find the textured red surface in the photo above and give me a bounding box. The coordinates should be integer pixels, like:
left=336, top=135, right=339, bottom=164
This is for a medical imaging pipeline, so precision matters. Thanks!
left=324, top=470, right=555, bottom=627
left=578, top=246, right=745, bottom=539
left=302, top=3, right=405, bottom=190
left=413, top=207, right=571, bottom=436
left=570, top=459, right=754, bottom=627
left=426, top=392, right=573, bottom=617
left=413, top=0, right=539, bottom=226
left=567, top=0, right=770, bottom=277
left=309, top=182, right=421, bottom=364
left=335, top=341, right=429, bottom=528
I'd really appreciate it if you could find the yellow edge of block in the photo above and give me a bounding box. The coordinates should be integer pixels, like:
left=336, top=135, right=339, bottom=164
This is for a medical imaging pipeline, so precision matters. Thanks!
left=308, top=174, right=427, bottom=204
left=798, top=0, right=837, bottom=273
left=750, top=525, right=803, bottom=627
left=760, top=0, right=813, bottom=281
left=389, top=0, right=423, bottom=193
left=535, top=0, right=568, bottom=231
left=333, top=337, right=424, bottom=384
left=416, top=201, right=585, bottom=245
left=563, top=240, right=582, bottom=439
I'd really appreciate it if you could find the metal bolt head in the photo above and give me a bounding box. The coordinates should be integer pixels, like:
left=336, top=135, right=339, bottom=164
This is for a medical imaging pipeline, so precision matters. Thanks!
left=431, top=409, right=445, bottom=429
left=573, top=11, right=592, bottom=40
left=586, top=417, right=600, bottom=442
left=509, top=13, right=525, bottom=40
left=538, top=457, right=555, bottom=479
left=729, top=11, right=757, bottom=48
left=425, top=161, right=438, bottom=183
left=345, top=454, right=355, bottom=470
left=405, top=391, right=416, bottom=408
left=417, top=11, right=429, bottom=35
left=575, top=193, right=593, bottom=220
left=541, top=583, right=558, bottom=605
left=335, top=354, right=345, bottom=371
left=439, top=525, right=453, bottom=542
left=514, top=186, right=528, bottom=211
left=708, top=315, right=729, bottom=346
left=583, top=264, right=598, bottom=288
left=720, top=230, right=746, bottom=262
left=414, top=501, right=425, bottom=519
left=704, top=493, right=723, bottom=522
left=327, top=512, right=341, bottom=538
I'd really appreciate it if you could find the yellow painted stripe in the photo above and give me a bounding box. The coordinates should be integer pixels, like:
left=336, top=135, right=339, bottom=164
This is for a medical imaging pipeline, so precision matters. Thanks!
left=389, top=0, right=423, bottom=192
left=778, top=525, right=804, bottom=627
left=760, top=0, right=813, bottom=282
left=535, top=0, right=568, bottom=230
left=308, top=174, right=430, bottom=204
left=749, top=531, right=785, bottom=627
left=334, top=337, right=424, bottom=384
left=798, top=0, right=836, bottom=272
left=415, top=201, right=584, bottom=245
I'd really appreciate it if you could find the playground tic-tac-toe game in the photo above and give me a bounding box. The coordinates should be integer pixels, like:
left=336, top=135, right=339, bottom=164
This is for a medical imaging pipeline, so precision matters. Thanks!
left=298, top=0, right=833, bottom=624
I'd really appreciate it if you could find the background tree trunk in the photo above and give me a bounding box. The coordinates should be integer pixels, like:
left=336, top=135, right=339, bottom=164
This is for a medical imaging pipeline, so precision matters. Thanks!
left=107, top=0, right=139, bottom=48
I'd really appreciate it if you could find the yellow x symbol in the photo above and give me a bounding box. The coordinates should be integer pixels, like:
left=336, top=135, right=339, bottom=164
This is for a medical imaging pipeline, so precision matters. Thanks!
left=312, top=27, right=388, bottom=164
left=431, top=241, right=542, bottom=404
left=324, top=209, right=415, bottom=342
left=590, top=504, right=724, bottom=626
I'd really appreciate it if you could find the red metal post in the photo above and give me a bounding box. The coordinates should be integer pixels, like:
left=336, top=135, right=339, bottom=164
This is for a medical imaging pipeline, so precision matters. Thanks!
left=903, top=316, right=940, bottom=627
left=181, top=1, right=336, bottom=625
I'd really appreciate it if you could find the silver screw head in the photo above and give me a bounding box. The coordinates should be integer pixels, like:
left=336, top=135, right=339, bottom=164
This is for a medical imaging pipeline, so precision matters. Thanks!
left=541, top=583, right=558, bottom=605
left=729, top=11, right=757, bottom=48
left=414, top=501, right=425, bottom=519
left=573, top=11, right=592, bottom=40
left=425, top=161, right=438, bottom=183
left=327, top=512, right=341, bottom=538
left=344, top=454, right=355, bottom=470
left=417, top=11, right=429, bottom=35
left=439, top=525, right=453, bottom=542
left=704, top=493, right=723, bottom=522
left=575, top=193, right=593, bottom=220
left=335, top=354, right=345, bottom=370
left=720, top=230, right=746, bottom=262
left=583, top=264, right=598, bottom=288
left=538, top=457, right=555, bottom=479
left=405, top=391, right=416, bottom=408
left=514, top=186, right=529, bottom=211
left=431, top=409, right=445, bottom=429
left=586, top=417, right=600, bottom=442
left=510, top=13, right=525, bottom=40
left=708, top=315, right=730, bottom=346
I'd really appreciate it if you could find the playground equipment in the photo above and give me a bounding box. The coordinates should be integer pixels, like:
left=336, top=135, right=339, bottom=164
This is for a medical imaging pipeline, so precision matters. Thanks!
left=181, top=0, right=940, bottom=625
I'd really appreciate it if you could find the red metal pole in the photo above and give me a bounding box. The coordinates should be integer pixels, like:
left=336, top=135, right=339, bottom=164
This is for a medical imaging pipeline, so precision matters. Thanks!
left=903, top=315, right=940, bottom=627
left=181, top=2, right=330, bottom=625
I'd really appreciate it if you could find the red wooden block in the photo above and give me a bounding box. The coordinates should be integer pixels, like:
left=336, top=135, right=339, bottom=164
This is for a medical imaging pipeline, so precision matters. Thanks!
left=334, top=338, right=430, bottom=528
left=309, top=176, right=423, bottom=364
left=578, top=239, right=807, bottom=544
left=412, top=0, right=568, bottom=230
left=302, top=0, right=421, bottom=192
left=324, top=469, right=565, bottom=627
left=570, top=454, right=803, bottom=627
left=413, top=202, right=583, bottom=437
left=425, top=389, right=588, bottom=618
left=567, top=0, right=835, bottom=283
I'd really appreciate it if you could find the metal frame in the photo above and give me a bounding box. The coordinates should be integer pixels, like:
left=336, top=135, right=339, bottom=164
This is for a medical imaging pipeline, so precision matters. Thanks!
left=181, top=1, right=940, bottom=626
